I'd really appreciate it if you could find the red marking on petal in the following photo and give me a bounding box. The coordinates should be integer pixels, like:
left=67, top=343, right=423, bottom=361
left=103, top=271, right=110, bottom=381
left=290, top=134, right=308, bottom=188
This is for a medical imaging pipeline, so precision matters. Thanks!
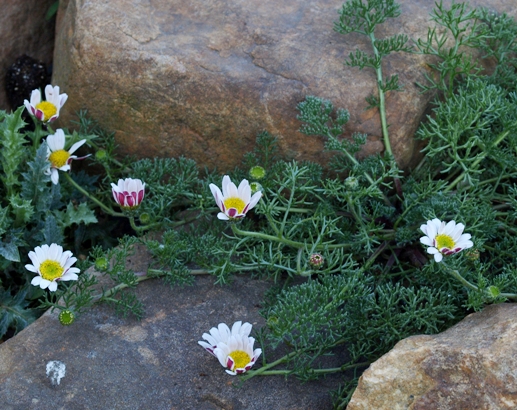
left=227, top=208, right=237, bottom=218
left=137, top=190, right=144, bottom=204
left=243, top=204, right=250, bottom=214
left=226, top=357, right=234, bottom=369
left=36, top=110, right=44, bottom=121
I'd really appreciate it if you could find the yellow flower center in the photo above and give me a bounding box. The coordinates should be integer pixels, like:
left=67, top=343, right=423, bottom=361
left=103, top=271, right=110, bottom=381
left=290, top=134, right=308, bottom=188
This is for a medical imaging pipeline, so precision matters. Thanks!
left=229, top=350, right=251, bottom=370
left=435, top=234, right=455, bottom=250
left=39, top=260, right=64, bottom=281
left=49, top=150, right=71, bottom=168
left=35, top=101, right=57, bottom=121
left=223, top=197, right=246, bottom=214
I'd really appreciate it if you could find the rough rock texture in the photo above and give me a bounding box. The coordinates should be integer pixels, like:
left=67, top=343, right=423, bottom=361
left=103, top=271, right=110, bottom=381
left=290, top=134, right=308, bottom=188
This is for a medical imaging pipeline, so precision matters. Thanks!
left=52, top=0, right=514, bottom=171
left=348, top=303, right=517, bottom=410
left=0, top=245, right=345, bottom=409
left=0, top=1, right=56, bottom=111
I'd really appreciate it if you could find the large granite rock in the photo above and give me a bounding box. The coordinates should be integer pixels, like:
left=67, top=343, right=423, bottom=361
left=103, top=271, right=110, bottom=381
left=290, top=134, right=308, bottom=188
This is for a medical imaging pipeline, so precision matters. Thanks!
left=0, top=246, right=345, bottom=409
left=52, top=0, right=514, bottom=171
left=348, top=303, right=517, bottom=410
left=1, top=1, right=56, bottom=111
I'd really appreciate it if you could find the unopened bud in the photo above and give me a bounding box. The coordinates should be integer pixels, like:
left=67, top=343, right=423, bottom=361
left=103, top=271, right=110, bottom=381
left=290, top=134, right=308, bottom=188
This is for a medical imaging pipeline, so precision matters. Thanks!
left=95, top=149, right=108, bottom=160
left=249, top=166, right=266, bottom=180
left=465, top=249, right=480, bottom=261
left=95, top=257, right=108, bottom=271
left=250, top=182, right=263, bottom=195
left=139, top=213, right=151, bottom=224
left=58, top=310, right=75, bottom=326
left=345, top=176, right=359, bottom=190
left=308, top=253, right=324, bottom=268
left=487, top=286, right=501, bottom=299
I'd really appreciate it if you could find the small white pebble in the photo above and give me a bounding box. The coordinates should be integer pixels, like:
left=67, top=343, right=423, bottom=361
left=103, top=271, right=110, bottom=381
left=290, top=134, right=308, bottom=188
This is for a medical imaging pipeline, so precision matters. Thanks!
left=46, top=361, right=66, bottom=386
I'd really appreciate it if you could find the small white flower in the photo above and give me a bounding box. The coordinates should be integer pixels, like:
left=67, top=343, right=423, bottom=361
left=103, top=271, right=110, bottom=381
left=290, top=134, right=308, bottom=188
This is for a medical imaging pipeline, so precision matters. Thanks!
left=420, top=218, right=473, bottom=262
left=209, top=175, right=262, bottom=220
left=214, top=334, right=262, bottom=375
left=45, top=129, right=88, bottom=184
left=111, top=178, right=146, bottom=210
left=26, top=244, right=80, bottom=292
left=198, top=321, right=252, bottom=356
left=24, top=84, right=68, bottom=123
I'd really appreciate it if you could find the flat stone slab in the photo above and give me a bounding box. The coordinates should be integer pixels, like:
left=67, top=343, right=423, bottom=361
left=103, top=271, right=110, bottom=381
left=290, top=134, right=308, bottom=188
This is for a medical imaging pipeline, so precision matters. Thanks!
left=0, top=271, right=344, bottom=409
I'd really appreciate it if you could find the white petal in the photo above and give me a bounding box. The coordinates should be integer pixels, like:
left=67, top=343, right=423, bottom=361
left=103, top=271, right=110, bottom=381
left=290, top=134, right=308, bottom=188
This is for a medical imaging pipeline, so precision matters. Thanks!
left=247, top=191, right=262, bottom=211
left=48, top=281, right=58, bottom=292
left=217, top=213, right=229, bottom=220
left=420, top=236, right=433, bottom=246
left=60, top=272, right=78, bottom=281
left=68, top=139, right=87, bottom=155
left=25, top=264, right=38, bottom=273
left=51, top=169, right=60, bottom=185
left=209, top=184, right=224, bottom=210
left=30, top=89, right=41, bottom=106
left=433, top=253, right=443, bottom=262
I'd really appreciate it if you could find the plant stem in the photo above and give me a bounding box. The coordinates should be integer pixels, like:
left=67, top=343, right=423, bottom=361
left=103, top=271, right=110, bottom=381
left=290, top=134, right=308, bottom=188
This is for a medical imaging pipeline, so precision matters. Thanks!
left=444, top=265, right=517, bottom=300
left=230, top=224, right=352, bottom=250
left=93, top=268, right=209, bottom=300
left=369, top=32, right=393, bottom=161
left=444, top=127, right=511, bottom=193
left=63, top=172, right=125, bottom=217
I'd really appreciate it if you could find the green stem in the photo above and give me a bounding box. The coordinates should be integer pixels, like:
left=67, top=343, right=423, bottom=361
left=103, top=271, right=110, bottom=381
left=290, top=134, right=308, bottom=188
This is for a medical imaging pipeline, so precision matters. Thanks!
left=249, top=361, right=370, bottom=377
left=93, top=268, right=209, bottom=300
left=444, top=128, right=511, bottom=193
left=369, top=32, right=393, bottom=161
left=230, top=224, right=352, bottom=250
left=445, top=265, right=517, bottom=300
left=63, top=172, right=125, bottom=217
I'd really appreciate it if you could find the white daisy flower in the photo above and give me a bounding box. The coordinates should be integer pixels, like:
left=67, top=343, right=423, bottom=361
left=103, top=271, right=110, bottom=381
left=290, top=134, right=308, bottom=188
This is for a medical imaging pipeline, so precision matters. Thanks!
left=420, top=218, right=474, bottom=262
left=198, top=321, right=252, bottom=356
left=45, top=129, right=88, bottom=184
left=214, top=334, right=262, bottom=375
left=111, top=178, right=146, bottom=210
left=26, top=244, right=80, bottom=292
left=209, top=175, right=262, bottom=220
left=24, top=84, right=68, bottom=123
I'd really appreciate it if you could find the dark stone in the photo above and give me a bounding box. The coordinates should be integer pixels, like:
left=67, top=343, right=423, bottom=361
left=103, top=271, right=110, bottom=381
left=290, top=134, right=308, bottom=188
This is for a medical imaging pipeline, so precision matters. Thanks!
left=5, top=55, right=51, bottom=112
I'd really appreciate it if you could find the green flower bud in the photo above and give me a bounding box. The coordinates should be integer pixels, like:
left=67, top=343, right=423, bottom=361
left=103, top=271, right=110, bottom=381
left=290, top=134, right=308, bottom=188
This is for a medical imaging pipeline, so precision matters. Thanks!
left=250, top=182, right=263, bottom=195
left=95, top=257, right=108, bottom=271
left=58, top=310, right=75, bottom=326
left=249, top=166, right=266, bottom=180
left=95, top=149, right=108, bottom=160
left=345, top=176, right=359, bottom=190
left=487, top=286, right=501, bottom=299
left=139, top=213, right=151, bottom=224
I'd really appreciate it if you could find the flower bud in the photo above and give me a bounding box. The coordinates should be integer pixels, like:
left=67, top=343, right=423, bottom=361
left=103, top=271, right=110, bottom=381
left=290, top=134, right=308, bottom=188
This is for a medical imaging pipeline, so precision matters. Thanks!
left=250, top=182, right=263, bottom=195
left=487, top=286, right=501, bottom=299
left=95, top=257, right=108, bottom=271
left=58, top=310, right=75, bottom=326
left=95, top=149, right=108, bottom=160
left=308, top=253, right=324, bottom=268
left=345, top=176, right=359, bottom=190
left=249, top=166, right=266, bottom=180
left=465, top=248, right=480, bottom=261
left=139, top=213, right=151, bottom=224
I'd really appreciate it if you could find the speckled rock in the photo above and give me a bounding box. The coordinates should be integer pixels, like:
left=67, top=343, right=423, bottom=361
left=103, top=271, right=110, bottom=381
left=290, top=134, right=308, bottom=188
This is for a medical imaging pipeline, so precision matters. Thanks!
left=51, top=0, right=515, bottom=171
left=0, top=244, right=345, bottom=409
left=347, top=303, right=517, bottom=410
left=1, top=0, right=55, bottom=111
